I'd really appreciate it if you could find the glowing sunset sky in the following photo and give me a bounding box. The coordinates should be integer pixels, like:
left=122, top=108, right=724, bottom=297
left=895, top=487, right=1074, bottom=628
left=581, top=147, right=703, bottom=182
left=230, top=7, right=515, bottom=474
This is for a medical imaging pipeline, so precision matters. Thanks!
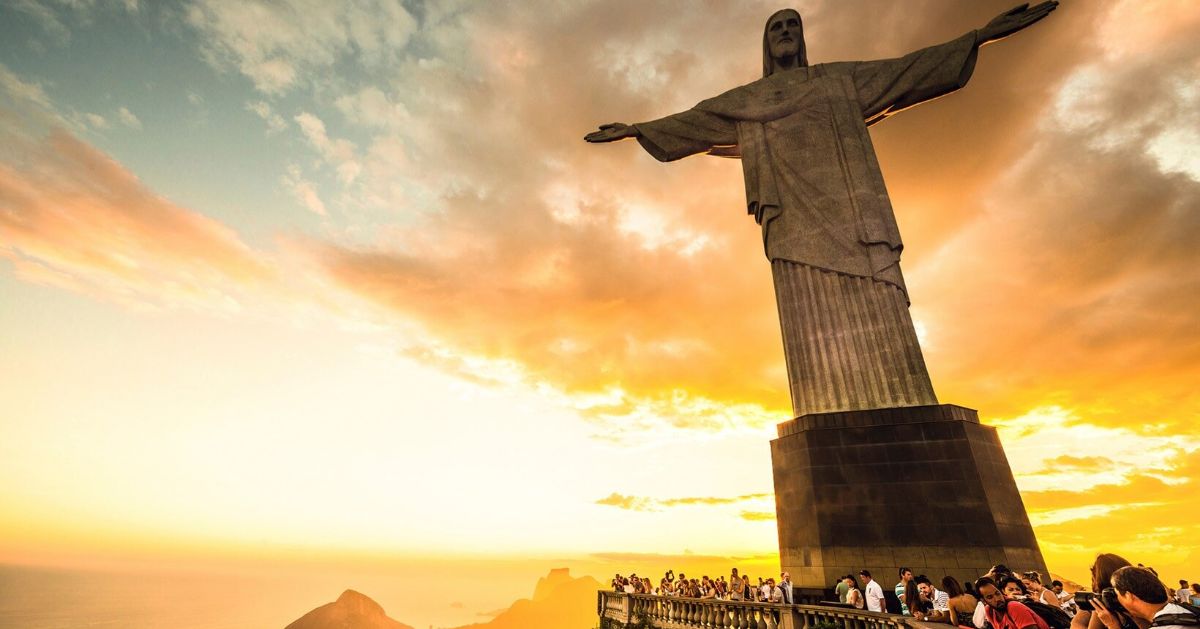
left=1, top=0, right=1198, bottom=593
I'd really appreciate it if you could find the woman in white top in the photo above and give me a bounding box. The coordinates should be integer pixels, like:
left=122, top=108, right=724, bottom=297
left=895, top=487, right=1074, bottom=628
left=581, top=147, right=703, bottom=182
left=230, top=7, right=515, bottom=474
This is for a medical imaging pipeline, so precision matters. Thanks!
left=1023, top=571, right=1062, bottom=608
left=845, top=576, right=865, bottom=610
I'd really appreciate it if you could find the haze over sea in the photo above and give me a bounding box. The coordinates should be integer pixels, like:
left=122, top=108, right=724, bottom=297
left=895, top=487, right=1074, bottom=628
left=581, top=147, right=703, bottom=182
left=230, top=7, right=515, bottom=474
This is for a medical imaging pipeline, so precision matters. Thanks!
left=0, top=559, right=570, bottom=629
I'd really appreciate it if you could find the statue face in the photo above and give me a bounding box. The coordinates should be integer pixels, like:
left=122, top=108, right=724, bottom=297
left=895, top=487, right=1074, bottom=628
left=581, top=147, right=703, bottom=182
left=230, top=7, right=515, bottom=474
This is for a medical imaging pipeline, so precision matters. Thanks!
left=766, top=10, right=803, bottom=61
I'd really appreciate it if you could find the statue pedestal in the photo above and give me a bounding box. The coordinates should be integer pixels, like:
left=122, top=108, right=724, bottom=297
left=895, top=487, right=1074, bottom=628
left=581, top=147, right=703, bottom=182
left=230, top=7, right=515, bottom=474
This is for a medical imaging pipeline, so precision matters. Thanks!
left=770, top=404, right=1047, bottom=588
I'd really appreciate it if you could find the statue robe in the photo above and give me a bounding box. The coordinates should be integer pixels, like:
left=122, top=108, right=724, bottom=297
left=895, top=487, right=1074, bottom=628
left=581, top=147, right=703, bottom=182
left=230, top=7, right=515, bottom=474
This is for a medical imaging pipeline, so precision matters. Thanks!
left=633, top=31, right=980, bottom=417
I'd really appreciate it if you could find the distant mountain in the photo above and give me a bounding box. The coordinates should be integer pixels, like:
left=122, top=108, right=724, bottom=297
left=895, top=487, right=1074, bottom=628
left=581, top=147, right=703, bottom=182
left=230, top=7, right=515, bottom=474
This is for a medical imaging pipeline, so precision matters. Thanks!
left=285, top=589, right=413, bottom=629
left=1050, top=573, right=1086, bottom=593
left=452, top=568, right=602, bottom=629
left=286, top=568, right=602, bottom=629
left=532, top=567, right=574, bottom=601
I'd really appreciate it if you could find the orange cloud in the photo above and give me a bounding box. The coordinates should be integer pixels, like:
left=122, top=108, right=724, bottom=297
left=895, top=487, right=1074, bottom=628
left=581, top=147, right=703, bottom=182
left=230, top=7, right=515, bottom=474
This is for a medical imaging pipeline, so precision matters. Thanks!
left=1023, top=448, right=1200, bottom=581
left=0, top=126, right=272, bottom=311
left=595, top=492, right=770, bottom=512
left=299, top=1, right=1200, bottom=442
left=1035, top=455, right=1117, bottom=474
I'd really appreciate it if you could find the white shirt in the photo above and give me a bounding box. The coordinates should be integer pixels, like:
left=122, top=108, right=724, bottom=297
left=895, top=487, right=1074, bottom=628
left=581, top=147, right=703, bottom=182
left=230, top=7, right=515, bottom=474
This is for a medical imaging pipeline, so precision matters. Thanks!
left=1152, top=602, right=1197, bottom=629
left=865, top=580, right=886, bottom=612
left=973, top=600, right=988, bottom=629
left=1178, top=589, right=1194, bottom=605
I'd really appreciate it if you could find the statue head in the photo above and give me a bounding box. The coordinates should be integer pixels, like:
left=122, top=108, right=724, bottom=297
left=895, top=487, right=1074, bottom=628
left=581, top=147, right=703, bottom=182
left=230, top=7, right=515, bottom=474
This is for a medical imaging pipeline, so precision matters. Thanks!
left=763, top=8, right=808, bottom=77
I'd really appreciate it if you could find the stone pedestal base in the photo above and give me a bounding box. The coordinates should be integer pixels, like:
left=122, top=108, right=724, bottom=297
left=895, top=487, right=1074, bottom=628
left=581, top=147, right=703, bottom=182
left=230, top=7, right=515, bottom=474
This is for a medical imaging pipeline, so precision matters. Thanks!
left=771, top=404, right=1047, bottom=588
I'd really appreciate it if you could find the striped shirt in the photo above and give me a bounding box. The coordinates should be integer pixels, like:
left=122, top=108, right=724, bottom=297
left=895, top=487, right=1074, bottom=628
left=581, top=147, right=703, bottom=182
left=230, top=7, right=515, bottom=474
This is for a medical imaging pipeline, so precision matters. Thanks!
left=931, top=588, right=951, bottom=612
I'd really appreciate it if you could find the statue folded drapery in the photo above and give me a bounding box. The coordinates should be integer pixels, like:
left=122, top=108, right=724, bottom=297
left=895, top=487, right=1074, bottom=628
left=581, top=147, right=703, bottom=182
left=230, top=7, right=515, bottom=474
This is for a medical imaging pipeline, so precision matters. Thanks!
left=586, top=5, right=1057, bottom=418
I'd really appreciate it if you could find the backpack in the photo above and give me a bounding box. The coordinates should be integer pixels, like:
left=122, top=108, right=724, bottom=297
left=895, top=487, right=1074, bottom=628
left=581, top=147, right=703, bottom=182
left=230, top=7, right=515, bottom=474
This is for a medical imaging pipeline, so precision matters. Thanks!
left=1150, top=602, right=1200, bottom=628
left=1022, top=600, right=1073, bottom=629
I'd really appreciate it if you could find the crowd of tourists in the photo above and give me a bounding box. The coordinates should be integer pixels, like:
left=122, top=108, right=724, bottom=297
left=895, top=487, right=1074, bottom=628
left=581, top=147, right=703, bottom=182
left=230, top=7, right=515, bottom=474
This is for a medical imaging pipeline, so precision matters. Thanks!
left=610, top=553, right=1200, bottom=629
left=610, top=568, right=796, bottom=603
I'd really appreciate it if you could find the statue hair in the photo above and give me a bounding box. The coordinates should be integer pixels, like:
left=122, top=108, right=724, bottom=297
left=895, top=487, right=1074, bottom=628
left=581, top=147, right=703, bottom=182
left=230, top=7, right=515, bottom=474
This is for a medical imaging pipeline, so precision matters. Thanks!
left=763, top=8, right=809, bottom=77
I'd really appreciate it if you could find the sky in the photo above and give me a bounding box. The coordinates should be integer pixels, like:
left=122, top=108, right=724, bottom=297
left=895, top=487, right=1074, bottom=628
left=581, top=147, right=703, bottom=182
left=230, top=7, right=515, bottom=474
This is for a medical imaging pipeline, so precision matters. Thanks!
left=1, top=0, right=1198, bottom=606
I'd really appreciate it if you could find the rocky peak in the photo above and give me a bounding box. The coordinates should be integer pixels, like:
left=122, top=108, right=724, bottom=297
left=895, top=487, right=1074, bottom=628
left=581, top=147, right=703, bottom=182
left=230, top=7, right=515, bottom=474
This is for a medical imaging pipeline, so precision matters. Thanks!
left=532, top=567, right=573, bottom=601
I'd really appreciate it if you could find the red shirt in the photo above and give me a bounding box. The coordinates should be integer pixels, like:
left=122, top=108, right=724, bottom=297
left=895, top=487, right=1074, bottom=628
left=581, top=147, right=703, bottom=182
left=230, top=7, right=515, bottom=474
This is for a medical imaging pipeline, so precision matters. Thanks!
left=985, top=601, right=1051, bottom=629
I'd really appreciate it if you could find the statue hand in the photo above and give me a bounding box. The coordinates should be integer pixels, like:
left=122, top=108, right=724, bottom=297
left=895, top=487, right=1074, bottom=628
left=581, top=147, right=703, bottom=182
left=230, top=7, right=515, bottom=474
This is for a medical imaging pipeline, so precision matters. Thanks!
left=585, top=123, right=639, bottom=143
left=979, top=1, right=1058, bottom=45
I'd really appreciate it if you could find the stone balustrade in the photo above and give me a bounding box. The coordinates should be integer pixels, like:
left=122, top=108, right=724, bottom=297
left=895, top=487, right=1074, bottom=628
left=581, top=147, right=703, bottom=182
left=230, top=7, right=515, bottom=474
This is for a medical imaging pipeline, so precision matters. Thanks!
left=598, top=591, right=935, bottom=629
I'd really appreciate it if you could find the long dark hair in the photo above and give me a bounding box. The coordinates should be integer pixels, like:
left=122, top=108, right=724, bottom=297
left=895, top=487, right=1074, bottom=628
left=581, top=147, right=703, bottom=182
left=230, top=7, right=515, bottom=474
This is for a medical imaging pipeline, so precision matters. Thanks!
left=1092, top=553, right=1131, bottom=592
left=904, top=578, right=925, bottom=613
left=942, top=576, right=967, bottom=598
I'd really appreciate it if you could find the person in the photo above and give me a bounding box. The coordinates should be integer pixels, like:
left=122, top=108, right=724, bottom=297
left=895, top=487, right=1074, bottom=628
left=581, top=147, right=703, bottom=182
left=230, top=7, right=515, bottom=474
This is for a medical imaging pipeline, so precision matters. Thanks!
left=585, top=3, right=1060, bottom=418
left=769, top=578, right=785, bottom=604
left=837, top=574, right=851, bottom=604
left=846, top=576, right=865, bottom=610
left=975, top=567, right=1020, bottom=629
left=918, top=575, right=951, bottom=621
left=1026, top=572, right=1063, bottom=609
left=1177, top=581, right=1192, bottom=606
left=730, top=568, right=744, bottom=601
left=898, top=567, right=915, bottom=615
left=862, top=570, right=886, bottom=613
left=1003, top=577, right=1031, bottom=601
left=1094, top=567, right=1200, bottom=629
left=943, top=576, right=979, bottom=628
left=977, top=576, right=1051, bottom=629
left=1053, top=581, right=1079, bottom=617
left=781, top=572, right=795, bottom=605
left=1073, top=554, right=1138, bottom=629
left=701, top=576, right=717, bottom=600
left=760, top=577, right=771, bottom=603
left=1191, top=584, right=1200, bottom=606
left=906, top=574, right=931, bottom=620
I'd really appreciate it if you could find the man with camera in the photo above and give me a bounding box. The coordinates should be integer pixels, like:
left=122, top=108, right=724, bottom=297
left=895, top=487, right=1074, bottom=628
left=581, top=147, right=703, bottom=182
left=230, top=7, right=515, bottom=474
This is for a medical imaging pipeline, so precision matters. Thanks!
left=1093, top=567, right=1200, bottom=629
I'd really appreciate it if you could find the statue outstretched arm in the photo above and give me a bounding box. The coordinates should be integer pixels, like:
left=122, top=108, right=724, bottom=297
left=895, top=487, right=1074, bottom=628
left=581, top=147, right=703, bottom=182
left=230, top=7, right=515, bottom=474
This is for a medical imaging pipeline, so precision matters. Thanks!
left=584, top=123, right=640, bottom=143
left=585, top=109, right=737, bottom=162
left=853, top=1, right=1057, bottom=126
left=976, top=2, right=1058, bottom=47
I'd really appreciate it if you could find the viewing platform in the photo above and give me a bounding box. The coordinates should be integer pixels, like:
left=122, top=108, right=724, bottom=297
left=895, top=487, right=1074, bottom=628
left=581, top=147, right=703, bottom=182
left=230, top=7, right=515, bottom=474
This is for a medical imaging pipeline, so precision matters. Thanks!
left=597, top=591, right=949, bottom=629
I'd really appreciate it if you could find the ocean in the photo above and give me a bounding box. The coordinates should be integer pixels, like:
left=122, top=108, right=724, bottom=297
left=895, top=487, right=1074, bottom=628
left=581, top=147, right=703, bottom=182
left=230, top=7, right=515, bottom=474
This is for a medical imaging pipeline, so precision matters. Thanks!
left=0, top=561, right=547, bottom=629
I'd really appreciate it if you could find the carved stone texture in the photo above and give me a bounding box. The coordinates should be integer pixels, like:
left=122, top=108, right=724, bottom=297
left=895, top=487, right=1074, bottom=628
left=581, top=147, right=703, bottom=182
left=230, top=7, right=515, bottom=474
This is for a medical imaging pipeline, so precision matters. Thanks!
left=629, top=18, right=981, bottom=417
left=771, top=404, right=1047, bottom=588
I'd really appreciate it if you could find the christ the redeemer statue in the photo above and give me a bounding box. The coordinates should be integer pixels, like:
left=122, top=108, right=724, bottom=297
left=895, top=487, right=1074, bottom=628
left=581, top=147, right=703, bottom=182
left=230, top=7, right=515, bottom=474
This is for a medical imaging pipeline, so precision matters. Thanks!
left=587, top=3, right=1057, bottom=418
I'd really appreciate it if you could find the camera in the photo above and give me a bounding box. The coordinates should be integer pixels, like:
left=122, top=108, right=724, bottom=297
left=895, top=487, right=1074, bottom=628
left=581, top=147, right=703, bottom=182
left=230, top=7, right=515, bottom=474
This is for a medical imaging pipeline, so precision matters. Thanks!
left=1074, top=589, right=1126, bottom=614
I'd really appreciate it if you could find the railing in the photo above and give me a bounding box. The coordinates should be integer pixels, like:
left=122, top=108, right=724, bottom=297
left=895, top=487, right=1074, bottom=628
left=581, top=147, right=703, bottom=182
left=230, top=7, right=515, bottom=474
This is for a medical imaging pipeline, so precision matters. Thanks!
left=598, top=591, right=936, bottom=629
